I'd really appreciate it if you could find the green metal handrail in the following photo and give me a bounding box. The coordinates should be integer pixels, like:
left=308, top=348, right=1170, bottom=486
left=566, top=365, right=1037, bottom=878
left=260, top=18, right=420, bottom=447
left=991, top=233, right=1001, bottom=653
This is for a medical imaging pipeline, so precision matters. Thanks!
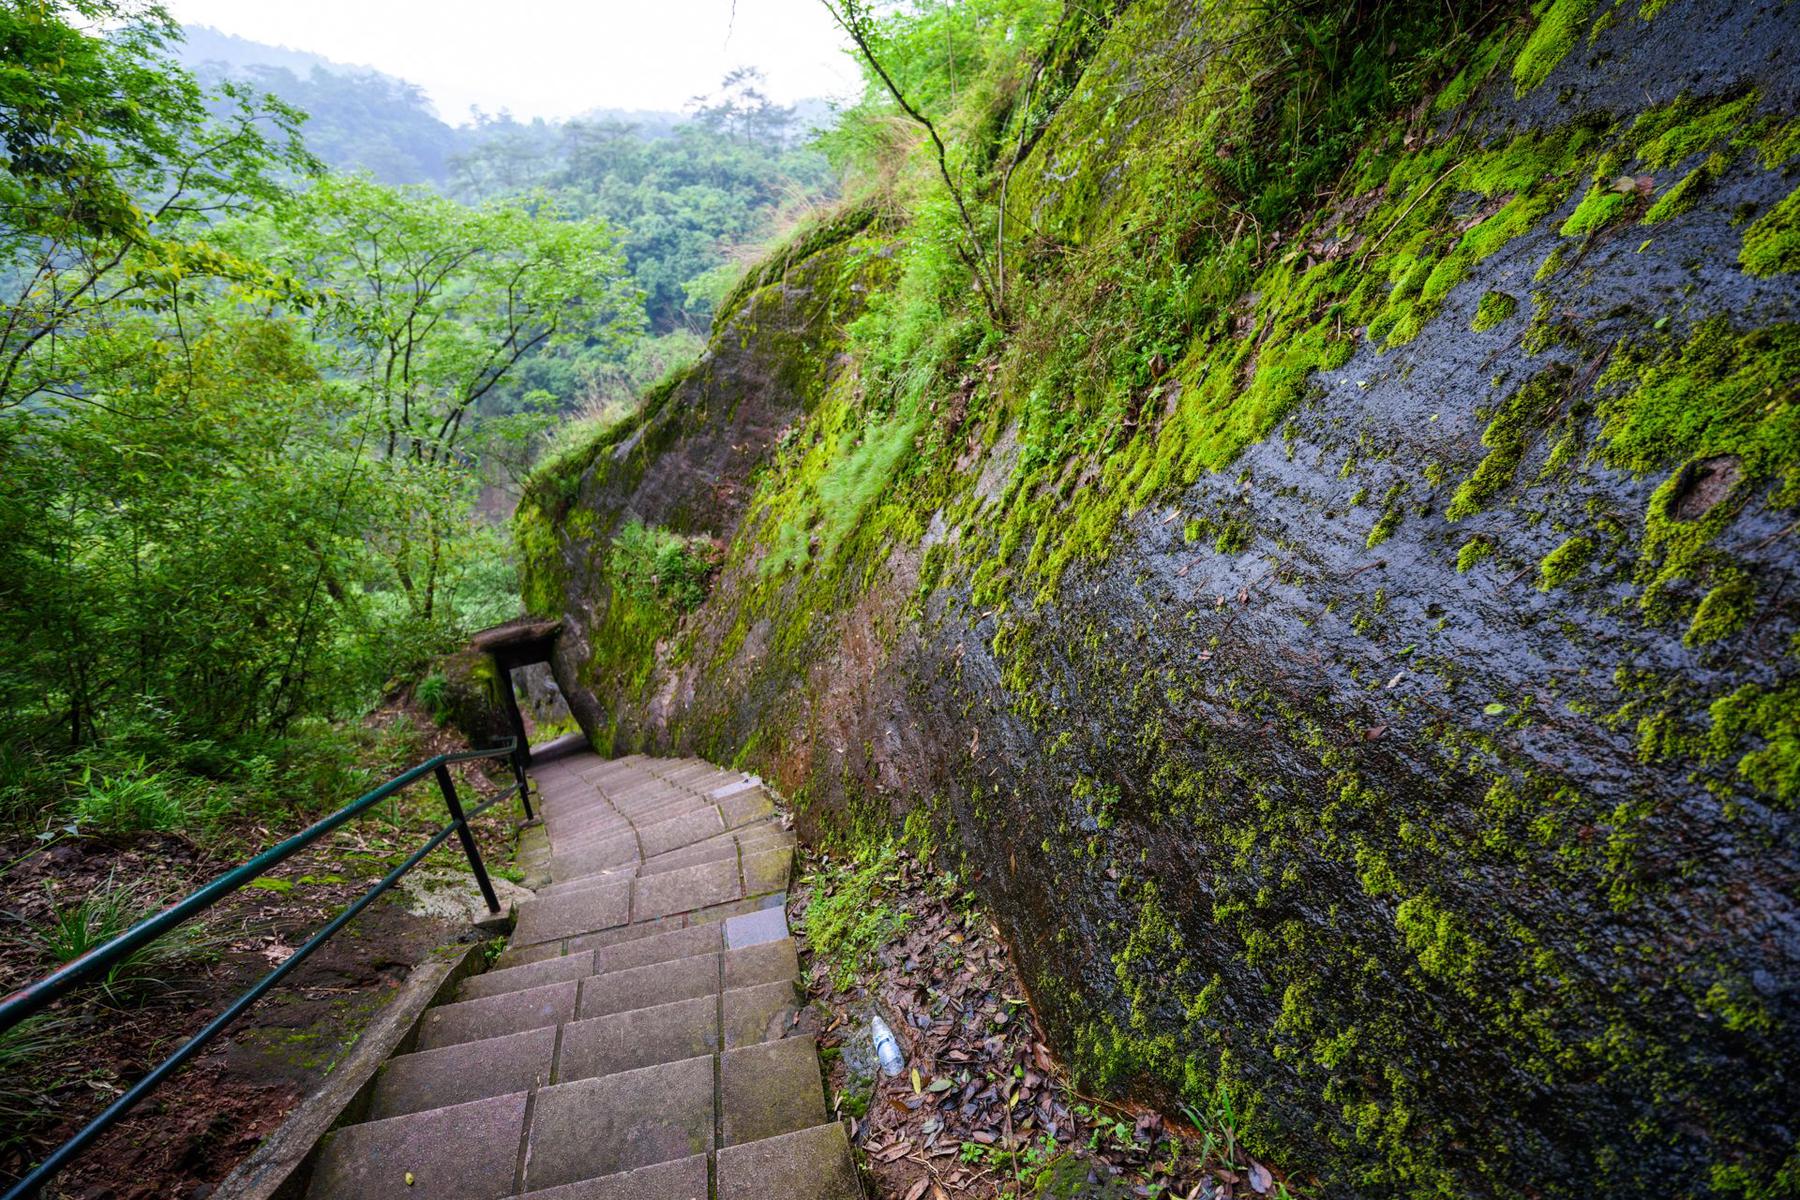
left=0, top=737, right=534, bottom=1198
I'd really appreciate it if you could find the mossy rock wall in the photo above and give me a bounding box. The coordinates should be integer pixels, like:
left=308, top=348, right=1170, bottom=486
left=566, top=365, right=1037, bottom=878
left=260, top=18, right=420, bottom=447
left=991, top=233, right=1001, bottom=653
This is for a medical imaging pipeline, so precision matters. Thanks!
left=435, top=649, right=511, bottom=748
left=518, top=0, right=1800, bottom=1194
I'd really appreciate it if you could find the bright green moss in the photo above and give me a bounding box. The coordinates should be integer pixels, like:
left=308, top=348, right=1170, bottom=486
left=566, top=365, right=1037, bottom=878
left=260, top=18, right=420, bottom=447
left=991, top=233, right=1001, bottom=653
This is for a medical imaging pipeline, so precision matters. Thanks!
left=1560, top=181, right=1628, bottom=237
left=1511, top=0, right=1596, bottom=97
left=1595, top=318, right=1798, bottom=632
left=1473, top=291, right=1518, bottom=331
left=1447, top=368, right=1569, bottom=521
left=1537, top=535, right=1593, bottom=590
left=1641, top=153, right=1725, bottom=225
left=1686, top=568, right=1756, bottom=646
left=1737, top=115, right=1800, bottom=170
left=1740, top=184, right=1800, bottom=276
left=1456, top=537, right=1494, bottom=572
left=1393, top=893, right=1480, bottom=994
left=514, top=501, right=567, bottom=617
left=1596, top=318, right=1799, bottom=483
left=1706, top=679, right=1800, bottom=806
left=1366, top=483, right=1408, bottom=548
left=1633, top=90, right=1759, bottom=171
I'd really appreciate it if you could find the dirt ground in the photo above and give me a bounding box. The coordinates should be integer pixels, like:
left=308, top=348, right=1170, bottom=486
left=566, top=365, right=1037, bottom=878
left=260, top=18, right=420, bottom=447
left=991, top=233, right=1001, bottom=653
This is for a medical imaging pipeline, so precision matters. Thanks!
left=0, top=707, right=526, bottom=1199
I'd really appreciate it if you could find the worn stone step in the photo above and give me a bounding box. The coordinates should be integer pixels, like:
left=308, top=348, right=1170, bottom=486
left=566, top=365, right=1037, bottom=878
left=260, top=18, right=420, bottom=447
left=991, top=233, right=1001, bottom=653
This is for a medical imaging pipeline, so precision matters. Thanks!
left=576, top=951, right=719, bottom=1020
left=415, top=979, right=577, bottom=1051
left=724, top=904, right=791, bottom=950
left=456, top=950, right=596, bottom=1003
left=636, top=807, right=727, bottom=857
left=535, top=863, right=645, bottom=900
left=556, top=994, right=718, bottom=1081
left=742, top=845, right=793, bottom=897
left=549, top=832, right=641, bottom=879
left=618, top=797, right=716, bottom=831
left=718, top=787, right=777, bottom=829
left=369, top=1026, right=555, bottom=1120
left=723, top=979, right=802, bottom=1049
left=718, top=1123, right=863, bottom=1200
left=558, top=978, right=799, bottom=1086
left=631, top=856, right=744, bottom=922
left=517, top=1155, right=708, bottom=1200
left=721, top=1036, right=829, bottom=1146
left=536, top=823, right=788, bottom=896
left=513, top=877, right=633, bottom=945
left=569, top=919, right=721, bottom=965
left=307, top=1092, right=527, bottom=1199
left=520, top=1053, right=715, bottom=1191
left=543, top=808, right=634, bottom=840
left=492, top=937, right=569, bottom=971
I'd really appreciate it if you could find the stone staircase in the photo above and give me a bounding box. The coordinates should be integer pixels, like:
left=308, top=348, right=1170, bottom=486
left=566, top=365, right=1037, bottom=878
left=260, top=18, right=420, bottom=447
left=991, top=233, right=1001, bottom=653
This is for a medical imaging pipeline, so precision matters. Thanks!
left=305, top=750, right=862, bottom=1200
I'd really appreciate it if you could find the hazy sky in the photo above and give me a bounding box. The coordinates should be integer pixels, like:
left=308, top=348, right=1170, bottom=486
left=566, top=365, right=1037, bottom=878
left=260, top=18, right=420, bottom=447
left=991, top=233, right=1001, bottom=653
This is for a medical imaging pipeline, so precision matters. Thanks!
left=164, top=0, right=861, bottom=124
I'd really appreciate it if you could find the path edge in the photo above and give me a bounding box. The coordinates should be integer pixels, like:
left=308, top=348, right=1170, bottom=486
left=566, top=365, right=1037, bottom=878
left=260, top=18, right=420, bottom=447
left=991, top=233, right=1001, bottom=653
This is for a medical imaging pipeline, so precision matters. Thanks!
left=213, top=940, right=489, bottom=1200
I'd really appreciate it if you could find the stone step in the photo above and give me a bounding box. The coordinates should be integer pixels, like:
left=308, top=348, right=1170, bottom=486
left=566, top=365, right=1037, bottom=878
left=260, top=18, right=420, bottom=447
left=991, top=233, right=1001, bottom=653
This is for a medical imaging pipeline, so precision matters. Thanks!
left=307, top=1092, right=527, bottom=1199
left=416, top=979, right=577, bottom=1051
left=519, top=1053, right=715, bottom=1190
left=457, top=950, right=598, bottom=1003
left=517, top=1155, right=708, bottom=1200
left=512, top=877, right=633, bottom=945
left=639, top=826, right=785, bottom=877
left=492, top=893, right=787, bottom=970
left=519, top=1037, right=828, bottom=1192
left=535, top=821, right=792, bottom=896
left=368, top=1027, right=555, bottom=1121
left=459, top=930, right=795, bottom=1010
left=718, top=1123, right=863, bottom=1200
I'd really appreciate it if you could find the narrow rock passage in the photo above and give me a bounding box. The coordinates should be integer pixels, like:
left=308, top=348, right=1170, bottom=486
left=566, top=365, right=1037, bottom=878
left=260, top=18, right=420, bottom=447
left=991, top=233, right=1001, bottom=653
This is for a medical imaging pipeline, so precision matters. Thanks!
left=306, top=749, right=862, bottom=1199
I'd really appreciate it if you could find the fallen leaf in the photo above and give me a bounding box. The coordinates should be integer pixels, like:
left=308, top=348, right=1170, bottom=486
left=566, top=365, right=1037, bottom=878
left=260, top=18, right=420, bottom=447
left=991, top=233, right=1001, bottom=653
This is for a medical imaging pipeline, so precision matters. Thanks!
left=903, top=1179, right=930, bottom=1200
left=1249, top=1161, right=1273, bottom=1193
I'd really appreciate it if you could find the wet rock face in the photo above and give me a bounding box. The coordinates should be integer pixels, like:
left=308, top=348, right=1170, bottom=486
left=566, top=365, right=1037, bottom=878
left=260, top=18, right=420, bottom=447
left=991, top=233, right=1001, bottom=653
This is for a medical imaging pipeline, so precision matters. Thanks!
left=513, top=662, right=570, bottom=729
left=524, top=0, right=1800, bottom=1193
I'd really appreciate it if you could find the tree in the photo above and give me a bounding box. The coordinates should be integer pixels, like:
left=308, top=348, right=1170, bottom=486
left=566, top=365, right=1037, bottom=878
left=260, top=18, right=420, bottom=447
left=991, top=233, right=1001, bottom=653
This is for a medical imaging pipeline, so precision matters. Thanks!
left=250, top=175, right=642, bottom=617
left=0, top=0, right=317, bottom=413
left=0, top=308, right=386, bottom=746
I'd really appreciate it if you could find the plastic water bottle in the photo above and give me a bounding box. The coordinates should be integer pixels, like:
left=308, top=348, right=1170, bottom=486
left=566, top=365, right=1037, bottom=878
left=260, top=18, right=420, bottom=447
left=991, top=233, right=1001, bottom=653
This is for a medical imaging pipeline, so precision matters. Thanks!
left=871, top=1015, right=905, bottom=1076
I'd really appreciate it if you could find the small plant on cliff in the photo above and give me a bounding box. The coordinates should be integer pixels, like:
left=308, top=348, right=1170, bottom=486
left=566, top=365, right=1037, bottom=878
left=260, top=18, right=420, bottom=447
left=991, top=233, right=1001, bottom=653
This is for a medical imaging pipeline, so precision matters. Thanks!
left=609, top=520, right=720, bottom=614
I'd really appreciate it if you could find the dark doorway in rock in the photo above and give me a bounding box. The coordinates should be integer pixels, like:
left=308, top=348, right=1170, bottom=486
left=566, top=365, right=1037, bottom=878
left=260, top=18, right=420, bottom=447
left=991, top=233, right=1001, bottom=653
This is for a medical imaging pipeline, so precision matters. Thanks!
left=469, top=618, right=562, bottom=767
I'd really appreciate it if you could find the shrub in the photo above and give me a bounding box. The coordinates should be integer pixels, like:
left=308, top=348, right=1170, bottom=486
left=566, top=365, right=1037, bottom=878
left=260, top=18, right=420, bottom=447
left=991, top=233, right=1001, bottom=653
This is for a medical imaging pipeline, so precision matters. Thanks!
left=609, top=520, right=720, bottom=613
left=69, top=758, right=191, bottom=834
left=416, top=672, right=451, bottom=721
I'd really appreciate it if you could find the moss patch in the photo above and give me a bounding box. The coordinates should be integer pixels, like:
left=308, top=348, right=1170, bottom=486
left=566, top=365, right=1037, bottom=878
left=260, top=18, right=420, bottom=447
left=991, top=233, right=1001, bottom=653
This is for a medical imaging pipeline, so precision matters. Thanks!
left=1740, top=183, right=1800, bottom=276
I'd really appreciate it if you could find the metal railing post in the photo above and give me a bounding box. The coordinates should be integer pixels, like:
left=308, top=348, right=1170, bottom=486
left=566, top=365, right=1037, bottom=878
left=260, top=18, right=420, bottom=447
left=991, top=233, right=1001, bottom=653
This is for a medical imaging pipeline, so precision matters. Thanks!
left=512, top=744, right=534, bottom=821
left=434, top=764, right=501, bottom=915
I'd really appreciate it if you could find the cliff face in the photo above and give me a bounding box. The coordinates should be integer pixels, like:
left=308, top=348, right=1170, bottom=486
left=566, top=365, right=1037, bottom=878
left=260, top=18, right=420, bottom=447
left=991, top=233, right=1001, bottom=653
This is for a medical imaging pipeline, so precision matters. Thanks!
left=516, top=0, right=1800, bottom=1194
